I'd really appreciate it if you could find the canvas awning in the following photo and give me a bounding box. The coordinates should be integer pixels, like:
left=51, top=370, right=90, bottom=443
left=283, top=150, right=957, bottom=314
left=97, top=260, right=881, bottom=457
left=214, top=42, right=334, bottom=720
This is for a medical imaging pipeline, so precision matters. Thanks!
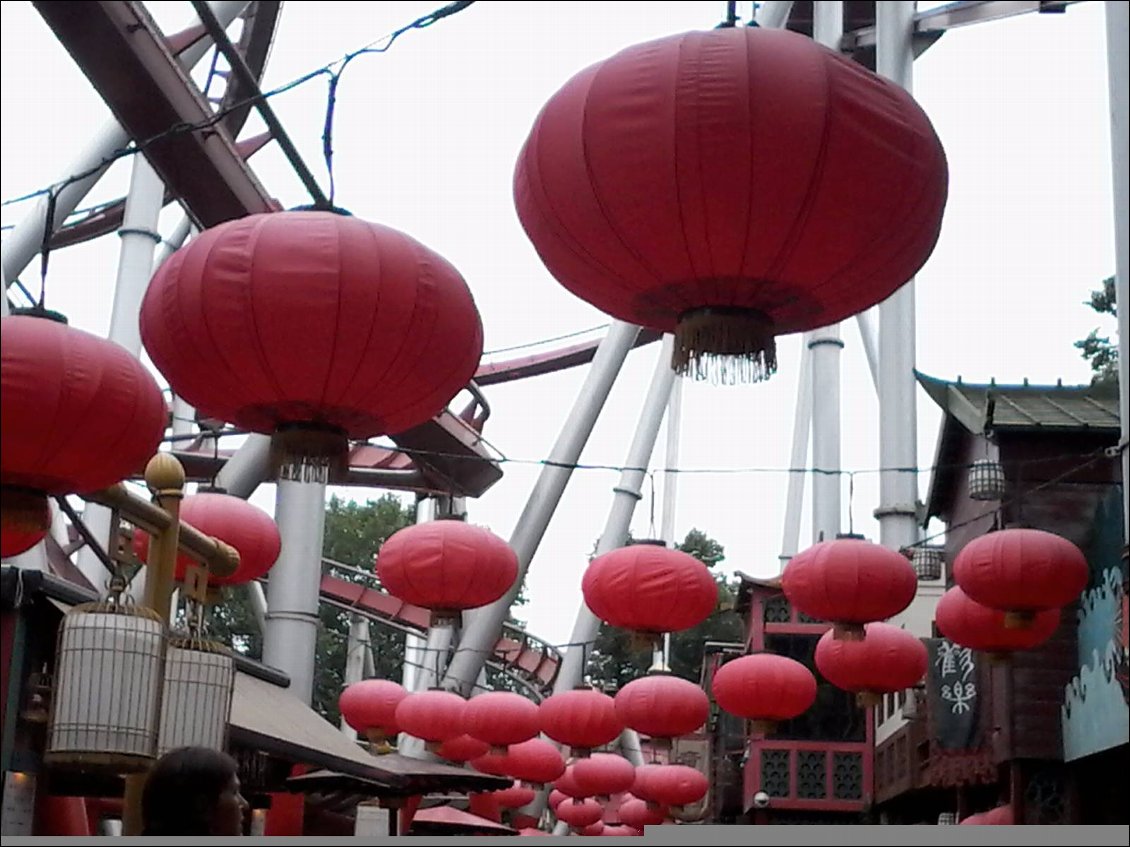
left=410, top=805, right=519, bottom=835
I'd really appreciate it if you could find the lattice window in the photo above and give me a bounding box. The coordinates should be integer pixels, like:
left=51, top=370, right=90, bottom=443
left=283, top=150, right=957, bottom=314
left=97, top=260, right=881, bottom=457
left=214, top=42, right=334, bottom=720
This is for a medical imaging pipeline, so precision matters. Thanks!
left=796, top=609, right=822, bottom=624
left=760, top=749, right=790, bottom=798
left=833, top=752, right=863, bottom=800
left=764, top=596, right=790, bottom=624
left=1024, top=765, right=1068, bottom=825
left=797, top=751, right=826, bottom=799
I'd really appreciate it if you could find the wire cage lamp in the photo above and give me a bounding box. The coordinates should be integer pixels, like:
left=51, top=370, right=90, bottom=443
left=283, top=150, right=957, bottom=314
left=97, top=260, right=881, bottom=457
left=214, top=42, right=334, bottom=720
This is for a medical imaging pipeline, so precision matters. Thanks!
left=967, top=459, right=1006, bottom=502
left=911, top=546, right=945, bottom=582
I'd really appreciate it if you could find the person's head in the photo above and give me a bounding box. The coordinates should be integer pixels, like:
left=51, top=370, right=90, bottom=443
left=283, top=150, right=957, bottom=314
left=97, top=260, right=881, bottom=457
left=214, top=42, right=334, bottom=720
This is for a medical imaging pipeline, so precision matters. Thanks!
left=141, top=746, right=248, bottom=835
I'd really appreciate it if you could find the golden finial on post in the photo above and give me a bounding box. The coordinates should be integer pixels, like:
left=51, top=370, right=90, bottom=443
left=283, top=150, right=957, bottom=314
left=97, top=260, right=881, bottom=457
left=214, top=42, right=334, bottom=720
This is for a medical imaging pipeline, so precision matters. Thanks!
left=144, top=453, right=186, bottom=499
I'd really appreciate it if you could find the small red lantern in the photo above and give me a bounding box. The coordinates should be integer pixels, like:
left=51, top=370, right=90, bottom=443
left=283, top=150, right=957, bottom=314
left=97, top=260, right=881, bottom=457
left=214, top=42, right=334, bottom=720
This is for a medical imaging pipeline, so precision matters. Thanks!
left=631, top=764, right=708, bottom=811
left=539, top=687, right=623, bottom=756
left=394, top=689, right=466, bottom=750
left=376, top=521, right=518, bottom=625
left=935, top=587, right=1060, bottom=660
left=953, top=528, right=1088, bottom=628
left=140, top=211, right=483, bottom=479
left=781, top=537, right=918, bottom=640
left=814, top=622, right=927, bottom=707
left=555, top=798, right=604, bottom=829
left=618, top=797, right=666, bottom=829
left=601, top=825, right=644, bottom=837
left=579, top=822, right=606, bottom=837
left=614, top=674, right=709, bottom=744
left=572, top=753, right=636, bottom=800
left=463, top=691, right=541, bottom=753
left=437, top=734, right=490, bottom=763
left=959, top=805, right=1014, bottom=826
left=514, top=26, right=947, bottom=383
left=338, top=679, right=407, bottom=746
left=133, top=491, right=280, bottom=585
left=582, top=545, right=717, bottom=648
left=1, top=517, right=47, bottom=559
left=710, top=653, right=817, bottom=734
left=505, top=738, right=566, bottom=787
left=494, top=784, right=537, bottom=810
left=548, top=789, right=569, bottom=810
left=471, top=750, right=512, bottom=776
left=519, top=828, right=551, bottom=837
left=552, top=765, right=590, bottom=801
left=2, top=315, right=167, bottom=531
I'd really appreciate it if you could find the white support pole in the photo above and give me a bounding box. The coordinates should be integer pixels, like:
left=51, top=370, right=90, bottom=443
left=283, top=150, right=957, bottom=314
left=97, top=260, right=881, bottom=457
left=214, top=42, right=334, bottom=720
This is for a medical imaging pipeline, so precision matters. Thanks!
left=441, top=321, right=642, bottom=695
left=755, top=1, right=795, bottom=30
left=340, top=614, right=369, bottom=740
left=214, top=434, right=273, bottom=498
left=658, top=373, right=683, bottom=669
left=875, top=1, right=921, bottom=554
left=0, top=0, right=249, bottom=289
left=855, top=308, right=881, bottom=392
left=402, top=497, right=437, bottom=692
left=809, top=3, right=845, bottom=546
left=779, top=343, right=812, bottom=566
left=263, top=477, right=327, bottom=706
left=1106, top=1, right=1129, bottom=540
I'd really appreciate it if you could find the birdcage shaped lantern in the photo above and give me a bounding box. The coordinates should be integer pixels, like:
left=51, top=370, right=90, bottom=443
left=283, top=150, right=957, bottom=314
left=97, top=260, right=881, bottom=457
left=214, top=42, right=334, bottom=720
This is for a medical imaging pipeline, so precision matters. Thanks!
left=911, top=546, right=945, bottom=582
left=46, top=588, right=167, bottom=773
left=157, top=632, right=235, bottom=756
left=938, top=811, right=957, bottom=826
left=967, top=459, right=1006, bottom=501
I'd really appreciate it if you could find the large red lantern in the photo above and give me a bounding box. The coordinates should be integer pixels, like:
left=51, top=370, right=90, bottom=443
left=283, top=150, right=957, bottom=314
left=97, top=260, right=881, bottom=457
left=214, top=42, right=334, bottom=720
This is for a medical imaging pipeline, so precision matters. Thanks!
left=338, top=679, right=407, bottom=745
left=1, top=315, right=166, bottom=530
left=437, top=734, right=490, bottom=763
left=781, top=537, right=918, bottom=640
left=133, top=491, right=280, bottom=585
left=952, top=528, right=1088, bottom=628
left=504, top=738, right=566, bottom=787
left=376, top=521, right=518, bottom=624
left=554, top=798, right=603, bottom=829
left=814, top=622, right=927, bottom=706
left=614, top=674, right=709, bottom=744
left=140, top=211, right=483, bottom=479
left=572, top=753, right=636, bottom=800
left=463, top=691, right=541, bottom=753
left=582, top=545, right=717, bottom=647
left=493, top=784, right=537, bottom=810
left=631, top=764, right=708, bottom=811
left=935, top=586, right=1060, bottom=659
left=539, top=687, right=623, bottom=756
left=710, top=653, right=817, bottom=733
left=394, top=689, right=466, bottom=749
left=514, top=26, right=947, bottom=383
left=618, top=797, right=666, bottom=829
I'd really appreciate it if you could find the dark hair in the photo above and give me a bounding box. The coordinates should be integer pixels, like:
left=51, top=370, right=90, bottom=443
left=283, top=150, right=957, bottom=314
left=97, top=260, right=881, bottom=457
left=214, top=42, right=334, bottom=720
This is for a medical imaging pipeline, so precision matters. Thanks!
left=141, top=746, right=239, bottom=835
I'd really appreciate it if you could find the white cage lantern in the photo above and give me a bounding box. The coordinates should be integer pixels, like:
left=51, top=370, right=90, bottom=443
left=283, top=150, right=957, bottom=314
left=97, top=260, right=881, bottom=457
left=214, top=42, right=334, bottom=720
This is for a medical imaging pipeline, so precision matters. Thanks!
left=967, top=459, right=1006, bottom=501
left=46, top=599, right=166, bottom=772
left=911, top=546, right=945, bottom=582
left=157, top=634, right=236, bottom=755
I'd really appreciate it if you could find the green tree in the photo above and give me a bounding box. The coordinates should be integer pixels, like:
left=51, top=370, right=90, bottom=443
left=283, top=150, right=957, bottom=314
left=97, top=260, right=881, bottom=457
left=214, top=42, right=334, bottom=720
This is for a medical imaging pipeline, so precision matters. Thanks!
left=585, top=529, right=744, bottom=691
left=1075, top=275, right=1118, bottom=386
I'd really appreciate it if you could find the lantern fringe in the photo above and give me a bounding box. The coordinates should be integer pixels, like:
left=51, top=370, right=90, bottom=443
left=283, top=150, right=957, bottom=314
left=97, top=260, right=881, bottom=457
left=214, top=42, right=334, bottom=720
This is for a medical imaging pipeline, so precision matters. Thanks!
left=1, top=486, right=51, bottom=532
left=673, top=307, right=778, bottom=384
left=1003, top=610, right=1036, bottom=630
left=271, top=423, right=349, bottom=485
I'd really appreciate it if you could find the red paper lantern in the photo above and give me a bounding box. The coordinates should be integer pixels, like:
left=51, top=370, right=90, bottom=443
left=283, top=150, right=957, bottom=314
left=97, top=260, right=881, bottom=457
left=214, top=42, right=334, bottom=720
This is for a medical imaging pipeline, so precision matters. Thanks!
left=1, top=512, right=47, bottom=559
left=505, top=738, right=566, bottom=787
left=338, top=679, right=407, bottom=743
left=618, top=798, right=666, bottom=829
left=959, top=805, right=1014, bottom=826
left=781, top=537, right=918, bottom=639
left=572, top=753, right=636, bottom=799
left=935, top=586, right=1060, bottom=659
left=514, top=26, right=947, bottom=383
left=140, top=211, right=483, bottom=477
left=814, top=622, right=927, bottom=706
left=494, top=784, right=537, bottom=810
left=437, top=734, right=490, bottom=763
left=631, top=764, right=708, bottom=810
left=555, top=798, right=604, bottom=829
left=548, top=790, right=569, bottom=810
left=133, top=491, right=280, bottom=585
left=601, top=825, right=644, bottom=837
left=519, top=828, right=550, bottom=837
left=539, top=687, right=623, bottom=756
left=953, top=528, right=1088, bottom=627
left=614, top=674, right=709, bottom=742
left=376, top=521, right=518, bottom=624
left=1, top=315, right=166, bottom=530
left=582, top=545, right=717, bottom=645
left=552, top=766, right=590, bottom=801
left=471, top=750, right=512, bottom=776
left=463, top=691, right=541, bottom=752
left=710, top=653, right=817, bottom=733
left=394, top=689, right=466, bottom=748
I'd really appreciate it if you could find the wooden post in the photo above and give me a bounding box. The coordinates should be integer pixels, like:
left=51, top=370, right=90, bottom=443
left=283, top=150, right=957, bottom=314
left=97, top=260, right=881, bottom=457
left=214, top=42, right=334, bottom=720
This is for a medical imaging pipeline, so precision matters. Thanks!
left=120, top=454, right=186, bottom=836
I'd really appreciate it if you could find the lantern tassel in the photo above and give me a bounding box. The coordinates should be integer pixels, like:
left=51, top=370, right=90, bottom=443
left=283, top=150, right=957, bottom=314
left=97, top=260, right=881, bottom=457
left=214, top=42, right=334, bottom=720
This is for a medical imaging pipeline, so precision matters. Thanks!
left=271, top=423, right=349, bottom=485
left=673, top=307, right=777, bottom=384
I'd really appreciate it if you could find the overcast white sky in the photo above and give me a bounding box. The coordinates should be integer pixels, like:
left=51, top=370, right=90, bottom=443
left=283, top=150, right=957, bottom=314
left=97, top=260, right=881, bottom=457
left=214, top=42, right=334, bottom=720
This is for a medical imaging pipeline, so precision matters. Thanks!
left=0, top=1, right=1119, bottom=646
